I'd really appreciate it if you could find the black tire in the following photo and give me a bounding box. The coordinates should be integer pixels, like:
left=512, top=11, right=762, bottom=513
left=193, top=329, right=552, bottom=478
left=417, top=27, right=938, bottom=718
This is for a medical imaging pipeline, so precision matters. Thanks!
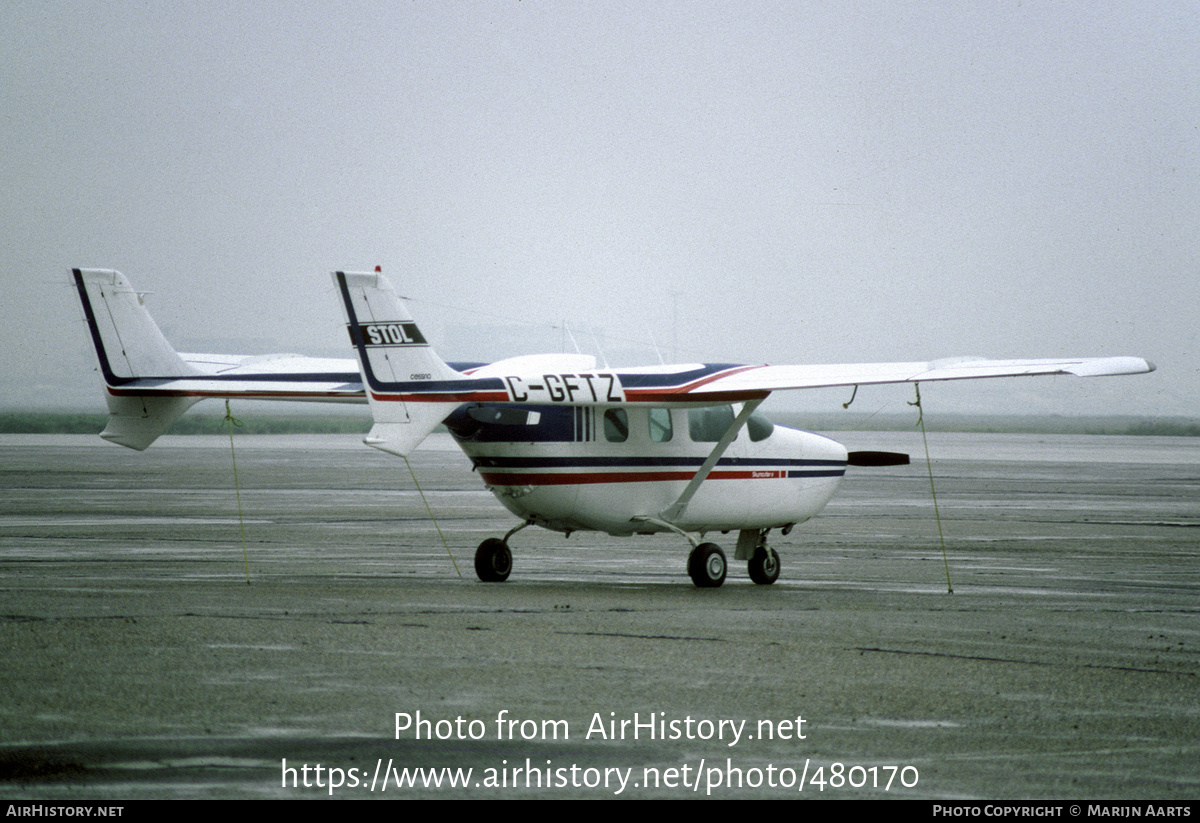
left=748, top=546, right=781, bottom=585
left=687, top=542, right=727, bottom=588
left=474, top=538, right=512, bottom=582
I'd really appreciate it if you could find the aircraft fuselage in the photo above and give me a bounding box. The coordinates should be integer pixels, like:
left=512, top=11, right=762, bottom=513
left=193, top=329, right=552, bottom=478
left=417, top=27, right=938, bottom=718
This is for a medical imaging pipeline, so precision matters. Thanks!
left=445, top=403, right=848, bottom=535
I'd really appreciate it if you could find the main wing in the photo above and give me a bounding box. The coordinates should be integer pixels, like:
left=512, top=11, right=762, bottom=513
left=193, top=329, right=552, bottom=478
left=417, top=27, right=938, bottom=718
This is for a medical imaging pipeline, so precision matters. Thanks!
left=331, top=270, right=1154, bottom=456
left=669, top=356, right=1156, bottom=399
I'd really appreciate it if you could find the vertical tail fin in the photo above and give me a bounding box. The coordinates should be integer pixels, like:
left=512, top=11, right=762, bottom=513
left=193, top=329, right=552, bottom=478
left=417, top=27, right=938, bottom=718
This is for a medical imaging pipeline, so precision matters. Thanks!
left=73, top=269, right=200, bottom=381
left=73, top=268, right=201, bottom=449
left=332, top=270, right=465, bottom=456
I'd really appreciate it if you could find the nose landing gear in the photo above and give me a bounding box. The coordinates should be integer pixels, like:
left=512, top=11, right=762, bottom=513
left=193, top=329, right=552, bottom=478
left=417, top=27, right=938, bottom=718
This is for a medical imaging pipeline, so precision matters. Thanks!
left=738, top=527, right=781, bottom=585
left=748, top=545, right=781, bottom=585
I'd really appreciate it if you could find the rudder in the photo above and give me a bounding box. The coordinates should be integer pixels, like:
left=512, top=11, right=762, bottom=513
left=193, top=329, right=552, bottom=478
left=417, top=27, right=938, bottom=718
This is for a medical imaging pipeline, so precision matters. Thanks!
left=73, top=268, right=201, bottom=449
left=332, top=270, right=465, bottom=456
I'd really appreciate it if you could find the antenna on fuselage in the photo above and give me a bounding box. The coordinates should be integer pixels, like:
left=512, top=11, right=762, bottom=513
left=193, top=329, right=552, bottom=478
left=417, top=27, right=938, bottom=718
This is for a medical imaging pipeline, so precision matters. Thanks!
left=588, top=325, right=611, bottom=370
left=648, top=329, right=666, bottom=365
left=563, top=321, right=583, bottom=355
left=672, top=290, right=680, bottom=362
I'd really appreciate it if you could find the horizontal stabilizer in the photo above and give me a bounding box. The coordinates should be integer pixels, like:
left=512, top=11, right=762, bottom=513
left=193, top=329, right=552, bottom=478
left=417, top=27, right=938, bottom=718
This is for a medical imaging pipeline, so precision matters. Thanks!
left=362, top=408, right=456, bottom=457
left=98, top=395, right=201, bottom=451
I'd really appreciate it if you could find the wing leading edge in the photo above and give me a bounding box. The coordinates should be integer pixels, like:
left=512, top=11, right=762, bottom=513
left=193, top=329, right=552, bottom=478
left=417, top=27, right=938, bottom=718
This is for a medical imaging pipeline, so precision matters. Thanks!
left=681, top=356, right=1156, bottom=398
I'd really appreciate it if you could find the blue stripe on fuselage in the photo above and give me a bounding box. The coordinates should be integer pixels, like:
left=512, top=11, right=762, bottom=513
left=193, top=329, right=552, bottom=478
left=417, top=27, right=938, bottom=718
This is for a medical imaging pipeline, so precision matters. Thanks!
left=468, top=455, right=845, bottom=468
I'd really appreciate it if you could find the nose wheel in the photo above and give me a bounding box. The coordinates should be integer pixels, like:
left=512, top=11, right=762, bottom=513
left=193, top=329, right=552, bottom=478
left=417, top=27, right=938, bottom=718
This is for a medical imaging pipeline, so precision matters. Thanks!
left=748, top=545, right=781, bottom=585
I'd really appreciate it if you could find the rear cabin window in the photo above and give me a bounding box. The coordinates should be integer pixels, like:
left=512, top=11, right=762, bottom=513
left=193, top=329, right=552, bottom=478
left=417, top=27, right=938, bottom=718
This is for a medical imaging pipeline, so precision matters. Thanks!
left=648, top=408, right=673, bottom=442
left=604, top=408, right=629, bottom=442
left=688, top=405, right=735, bottom=442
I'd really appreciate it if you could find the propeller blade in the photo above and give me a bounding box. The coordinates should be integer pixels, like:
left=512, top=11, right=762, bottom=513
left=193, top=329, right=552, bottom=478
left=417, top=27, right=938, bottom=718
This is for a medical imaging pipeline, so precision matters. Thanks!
left=847, top=450, right=911, bottom=467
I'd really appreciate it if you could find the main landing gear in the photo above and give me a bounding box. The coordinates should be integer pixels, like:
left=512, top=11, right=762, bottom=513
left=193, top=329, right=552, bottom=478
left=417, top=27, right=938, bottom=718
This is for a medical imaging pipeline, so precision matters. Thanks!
left=686, top=529, right=781, bottom=588
left=474, top=538, right=512, bottom=582
left=687, top=543, right=726, bottom=587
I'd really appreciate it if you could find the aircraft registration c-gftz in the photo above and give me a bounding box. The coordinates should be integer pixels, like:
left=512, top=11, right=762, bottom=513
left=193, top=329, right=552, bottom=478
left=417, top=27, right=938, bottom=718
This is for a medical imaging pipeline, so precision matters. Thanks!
left=72, top=268, right=1155, bottom=588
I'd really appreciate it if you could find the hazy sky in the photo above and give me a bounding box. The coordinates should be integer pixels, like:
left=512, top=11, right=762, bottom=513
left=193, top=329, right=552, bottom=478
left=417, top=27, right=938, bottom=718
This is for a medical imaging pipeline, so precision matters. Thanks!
left=3, top=1, right=1196, bottom=418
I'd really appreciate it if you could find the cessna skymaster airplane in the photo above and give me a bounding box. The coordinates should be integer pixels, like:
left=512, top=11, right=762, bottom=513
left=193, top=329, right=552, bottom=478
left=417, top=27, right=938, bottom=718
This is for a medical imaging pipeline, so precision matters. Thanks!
left=73, top=268, right=1154, bottom=587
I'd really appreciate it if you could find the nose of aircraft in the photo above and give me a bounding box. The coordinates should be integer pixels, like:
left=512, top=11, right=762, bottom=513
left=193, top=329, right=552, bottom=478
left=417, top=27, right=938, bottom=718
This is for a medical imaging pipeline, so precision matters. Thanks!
left=799, top=429, right=849, bottom=464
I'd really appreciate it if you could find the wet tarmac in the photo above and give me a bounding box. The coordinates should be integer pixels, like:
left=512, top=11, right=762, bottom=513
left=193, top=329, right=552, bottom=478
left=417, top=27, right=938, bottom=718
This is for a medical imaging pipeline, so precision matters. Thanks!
left=0, top=431, right=1197, bottom=799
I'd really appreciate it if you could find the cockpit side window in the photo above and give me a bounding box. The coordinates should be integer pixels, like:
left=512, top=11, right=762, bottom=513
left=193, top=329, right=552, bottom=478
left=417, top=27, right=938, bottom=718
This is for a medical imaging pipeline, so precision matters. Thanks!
left=603, top=408, right=629, bottom=442
left=648, top=408, right=673, bottom=442
left=747, top=413, right=775, bottom=442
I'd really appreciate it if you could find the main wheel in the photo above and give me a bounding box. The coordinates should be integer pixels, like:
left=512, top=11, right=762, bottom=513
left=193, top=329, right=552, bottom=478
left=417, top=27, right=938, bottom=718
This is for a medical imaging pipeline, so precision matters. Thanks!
left=474, top=538, right=512, bottom=582
left=748, top=546, right=781, bottom=585
left=687, top=542, right=727, bottom=588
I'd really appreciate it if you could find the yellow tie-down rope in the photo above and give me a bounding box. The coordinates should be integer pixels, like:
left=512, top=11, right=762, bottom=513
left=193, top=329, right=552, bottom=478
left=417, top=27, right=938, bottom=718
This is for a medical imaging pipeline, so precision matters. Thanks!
left=223, top=400, right=251, bottom=584
left=402, top=456, right=462, bottom=578
left=909, top=384, right=952, bottom=594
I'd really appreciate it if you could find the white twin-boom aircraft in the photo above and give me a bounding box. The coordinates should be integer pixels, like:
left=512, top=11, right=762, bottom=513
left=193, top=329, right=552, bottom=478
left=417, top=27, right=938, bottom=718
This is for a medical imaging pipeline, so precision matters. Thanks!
left=72, top=268, right=1154, bottom=587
